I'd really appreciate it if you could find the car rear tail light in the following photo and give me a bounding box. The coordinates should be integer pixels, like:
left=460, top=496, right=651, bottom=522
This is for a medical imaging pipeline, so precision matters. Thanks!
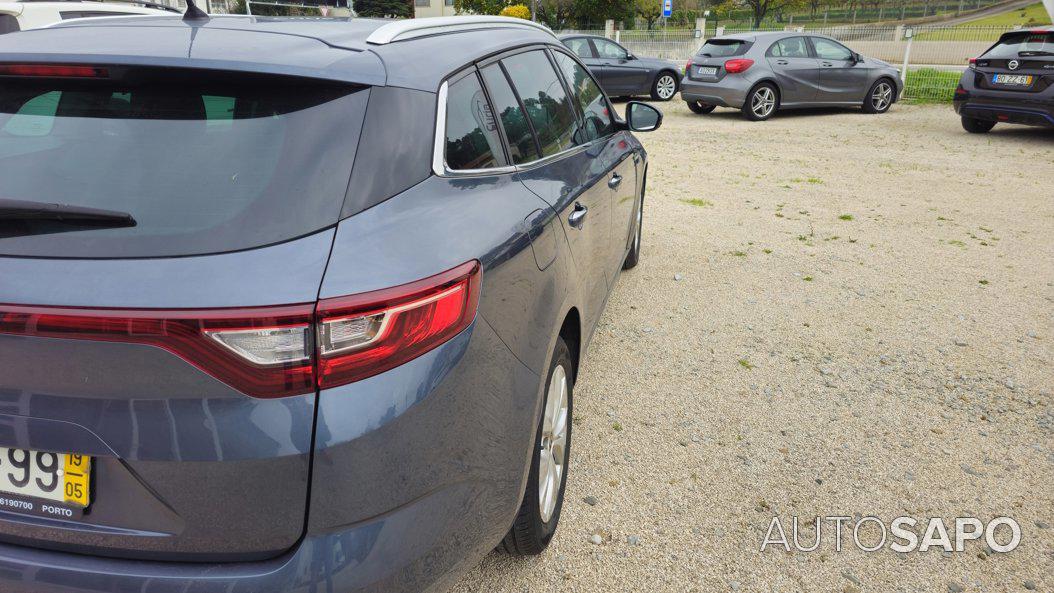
left=968, top=57, right=977, bottom=70
left=0, top=261, right=481, bottom=399
left=0, top=64, right=108, bottom=78
left=316, top=260, right=481, bottom=389
left=724, top=59, right=754, bottom=74
left=684, top=60, right=692, bottom=75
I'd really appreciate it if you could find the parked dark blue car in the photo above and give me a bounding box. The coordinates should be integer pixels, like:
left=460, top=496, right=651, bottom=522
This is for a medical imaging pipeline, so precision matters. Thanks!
left=0, top=13, right=660, bottom=593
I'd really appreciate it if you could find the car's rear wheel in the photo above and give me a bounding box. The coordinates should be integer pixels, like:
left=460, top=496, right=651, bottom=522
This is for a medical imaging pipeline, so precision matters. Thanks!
left=742, top=83, right=778, bottom=121
left=500, top=338, right=573, bottom=556
left=961, top=115, right=996, bottom=134
left=686, top=100, right=716, bottom=114
left=651, top=72, right=679, bottom=101
left=863, top=78, right=895, bottom=113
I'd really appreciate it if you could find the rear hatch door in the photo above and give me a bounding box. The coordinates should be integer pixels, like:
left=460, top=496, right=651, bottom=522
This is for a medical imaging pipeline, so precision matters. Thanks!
left=0, top=66, right=368, bottom=560
left=974, top=30, right=1054, bottom=93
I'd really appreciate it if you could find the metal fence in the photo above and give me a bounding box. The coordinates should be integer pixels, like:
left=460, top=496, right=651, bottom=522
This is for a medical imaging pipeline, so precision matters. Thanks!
left=559, top=24, right=1022, bottom=102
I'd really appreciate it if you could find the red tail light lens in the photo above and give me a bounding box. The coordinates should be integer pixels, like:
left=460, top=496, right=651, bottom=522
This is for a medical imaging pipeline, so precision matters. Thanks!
left=0, top=261, right=481, bottom=398
left=684, top=60, right=692, bottom=75
left=0, top=64, right=108, bottom=78
left=316, top=260, right=481, bottom=389
left=0, top=303, right=316, bottom=398
left=968, top=57, right=977, bottom=70
left=724, top=59, right=754, bottom=74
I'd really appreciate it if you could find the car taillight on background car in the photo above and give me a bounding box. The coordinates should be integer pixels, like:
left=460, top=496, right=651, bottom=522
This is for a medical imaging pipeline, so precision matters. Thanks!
left=968, top=57, right=977, bottom=70
left=684, top=60, right=692, bottom=75
left=0, top=261, right=481, bottom=398
left=724, top=59, right=754, bottom=74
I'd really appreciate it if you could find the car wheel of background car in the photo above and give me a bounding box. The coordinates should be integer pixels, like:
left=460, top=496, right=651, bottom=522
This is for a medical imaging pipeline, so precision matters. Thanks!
left=742, top=83, right=778, bottom=121
left=650, top=72, right=679, bottom=101
left=500, top=338, right=573, bottom=556
left=863, top=78, right=895, bottom=114
left=623, top=196, right=643, bottom=270
left=961, top=116, right=996, bottom=134
left=686, top=100, right=716, bottom=114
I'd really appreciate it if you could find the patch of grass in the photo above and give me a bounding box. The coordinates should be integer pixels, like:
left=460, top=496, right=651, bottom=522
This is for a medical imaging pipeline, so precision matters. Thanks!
left=838, top=214, right=854, bottom=221
left=763, top=249, right=772, bottom=254
left=738, top=359, right=754, bottom=370
left=952, top=2, right=1049, bottom=28
left=612, top=421, right=623, bottom=432
left=730, top=250, right=747, bottom=257
left=806, top=177, right=823, bottom=184
left=680, top=198, right=713, bottom=208
left=979, top=279, right=989, bottom=285
left=948, top=240, right=967, bottom=248
left=903, top=68, right=962, bottom=104
left=803, top=276, right=814, bottom=282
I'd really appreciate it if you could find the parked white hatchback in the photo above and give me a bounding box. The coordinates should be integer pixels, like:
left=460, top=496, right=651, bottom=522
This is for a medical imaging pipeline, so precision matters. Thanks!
left=0, top=0, right=176, bottom=34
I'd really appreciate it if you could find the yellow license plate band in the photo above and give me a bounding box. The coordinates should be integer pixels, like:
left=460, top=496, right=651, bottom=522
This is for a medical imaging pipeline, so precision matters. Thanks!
left=62, top=454, right=90, bottom=507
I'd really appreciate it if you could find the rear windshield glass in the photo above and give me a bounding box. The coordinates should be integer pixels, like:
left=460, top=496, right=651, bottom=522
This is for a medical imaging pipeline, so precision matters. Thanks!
left=0, top=77, right=367, bottom=258
left=983, top=31, right=1054, bottom=59
left=697, top=40, right=749, bottom=57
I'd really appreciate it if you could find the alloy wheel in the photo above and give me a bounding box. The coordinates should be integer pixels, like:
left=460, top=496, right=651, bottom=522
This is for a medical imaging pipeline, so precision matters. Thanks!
left=656, top=75, right=677, bottom=100
left=871, top=82, right=893, bottom=112
left=751, top=87, right=776, bottom=118
left=538, top=364, right=569, bottom=523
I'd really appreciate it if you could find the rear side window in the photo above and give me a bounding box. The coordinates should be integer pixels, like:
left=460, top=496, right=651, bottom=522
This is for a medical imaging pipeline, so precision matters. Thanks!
left=698, top=39, right=748, bottom=57
left=0, top=77, right=368, bottom=258
left=564, top=38, right=594, bottom=59
left=444, top=73, right=503, bottom=170
left=769, top=37, right=810, bottom=58
left=0, top=14, right=19, bottom=34
left=552, top=52, right=613, bottom=144
left=501, top=51, right=577, bottom=159
left=479, top=64, right=537, bottom=165
left=983, top=31, right=1054, bottom=59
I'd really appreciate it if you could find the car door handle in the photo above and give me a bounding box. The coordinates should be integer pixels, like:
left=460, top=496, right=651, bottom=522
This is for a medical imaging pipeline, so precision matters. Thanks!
left=776, top=60, right=789, bottom=65
left=608, top=174, right=623, bottom=189
left=568, top=202, right=588, bottom=229
left=822, top=62, right=833, bottom=67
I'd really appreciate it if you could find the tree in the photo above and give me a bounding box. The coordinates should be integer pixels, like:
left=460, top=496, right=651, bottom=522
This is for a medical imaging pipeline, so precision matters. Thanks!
left=355, top=0, right=413, bottom=16
left=741, top=0, right=802, bottom=27
left=454, top=0, right=508, bottom=15
left=536, top=0, right=575, bottom=28
left=572, top=0, right=633, bottom=27
left=634, top=0, right=662, bottom=29
left=500, top=3, right=531, bottom=17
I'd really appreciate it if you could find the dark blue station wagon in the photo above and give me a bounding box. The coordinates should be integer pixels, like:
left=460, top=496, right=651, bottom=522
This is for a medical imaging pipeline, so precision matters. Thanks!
left=0, top=14, right=661, bottom=593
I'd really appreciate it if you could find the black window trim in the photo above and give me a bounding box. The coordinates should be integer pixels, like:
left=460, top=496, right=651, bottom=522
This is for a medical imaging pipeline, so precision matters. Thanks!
left=547, top=46, right=618, bottom=145
left=433, top=43, right=608, bottom=178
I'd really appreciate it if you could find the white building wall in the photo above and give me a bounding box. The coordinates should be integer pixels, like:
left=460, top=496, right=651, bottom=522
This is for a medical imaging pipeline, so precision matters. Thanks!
left=414, top=0, right=456, bottom=18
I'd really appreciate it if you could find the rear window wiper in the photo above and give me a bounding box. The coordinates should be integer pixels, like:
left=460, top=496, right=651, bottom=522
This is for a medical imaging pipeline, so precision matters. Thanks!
left=0, top=199, right=136, bottom=226
left=1018, top=50, right=1054, bottom=57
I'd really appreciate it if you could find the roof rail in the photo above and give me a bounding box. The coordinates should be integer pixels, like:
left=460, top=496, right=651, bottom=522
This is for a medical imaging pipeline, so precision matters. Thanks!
left=366, top=16, right=555, bottom=45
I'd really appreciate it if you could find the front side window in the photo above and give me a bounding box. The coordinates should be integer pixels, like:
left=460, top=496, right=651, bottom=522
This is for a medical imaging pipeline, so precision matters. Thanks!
left=444, top=73, right=503, bottom=170
left=564, top=38, right=594, bottom=59
left=770, top=37, right=810, bottom=58
left=552, top=52, right=613, bottom=144
left=593, top=39, right=628, bottom=60
left=811, top=38, right=852, bottom=61
left=479, top=64, right=538, bottom=165
left=501, top=51, right=577, bottom=159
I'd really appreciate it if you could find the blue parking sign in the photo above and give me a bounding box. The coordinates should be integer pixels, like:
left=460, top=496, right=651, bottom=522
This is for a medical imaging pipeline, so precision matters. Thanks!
left=662, top=0, right=672, bottom=17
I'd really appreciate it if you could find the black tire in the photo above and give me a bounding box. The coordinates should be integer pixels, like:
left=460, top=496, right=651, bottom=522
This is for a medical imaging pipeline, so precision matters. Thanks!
left=862, top=78, right=895, bottom=114
left=650, top=71, right=679, bottom=101
left=961, top=115, right=996, bottom=134
left=686, top=100, right=716, bottom=114
left=500, top=338, right=573, bottom=556
left=623, top=194, right=643, bottom=270
left=742, top=83, right=778, bottom=121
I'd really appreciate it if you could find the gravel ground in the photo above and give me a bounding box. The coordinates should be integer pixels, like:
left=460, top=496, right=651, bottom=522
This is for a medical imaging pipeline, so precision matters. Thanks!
left=451, top=102, right=1054, bottom=593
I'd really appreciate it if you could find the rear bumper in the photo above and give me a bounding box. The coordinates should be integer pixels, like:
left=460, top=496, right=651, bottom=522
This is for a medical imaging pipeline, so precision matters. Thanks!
left=954, top=97, right=1054, bottom=127
left=680, top=77, right=750, bottom=108
left=0, top=318, right=543, bottom=592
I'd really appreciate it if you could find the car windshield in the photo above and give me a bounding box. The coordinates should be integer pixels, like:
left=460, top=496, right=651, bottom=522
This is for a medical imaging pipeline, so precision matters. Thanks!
left=0, top=76, right=368, bottom=258
left=983, top=31, right=1054, bottom=59
left=698, top=39, right=747, bottom=57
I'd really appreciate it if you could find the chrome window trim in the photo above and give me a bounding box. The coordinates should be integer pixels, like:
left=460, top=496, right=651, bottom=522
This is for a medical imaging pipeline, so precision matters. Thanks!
left=433, top=78, right=607, bottom=179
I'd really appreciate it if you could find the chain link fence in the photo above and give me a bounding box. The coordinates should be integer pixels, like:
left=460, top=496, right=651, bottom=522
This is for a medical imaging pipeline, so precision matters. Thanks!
left=559, top=23, right=1022, bottom=102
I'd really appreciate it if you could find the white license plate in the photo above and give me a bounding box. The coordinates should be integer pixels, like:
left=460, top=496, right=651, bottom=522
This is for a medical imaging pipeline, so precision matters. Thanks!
left=992, top=74, right=1033, bottom=86
left=0, top=447, right=91, bottom=507
left=697, top=66, right=718, bottom=77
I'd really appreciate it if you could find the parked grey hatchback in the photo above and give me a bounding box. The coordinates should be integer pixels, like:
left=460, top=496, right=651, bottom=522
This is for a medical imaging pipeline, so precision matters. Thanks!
left=682, top=31, right=903, bottom=120
left=0, top=14, right=661, bottom=593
